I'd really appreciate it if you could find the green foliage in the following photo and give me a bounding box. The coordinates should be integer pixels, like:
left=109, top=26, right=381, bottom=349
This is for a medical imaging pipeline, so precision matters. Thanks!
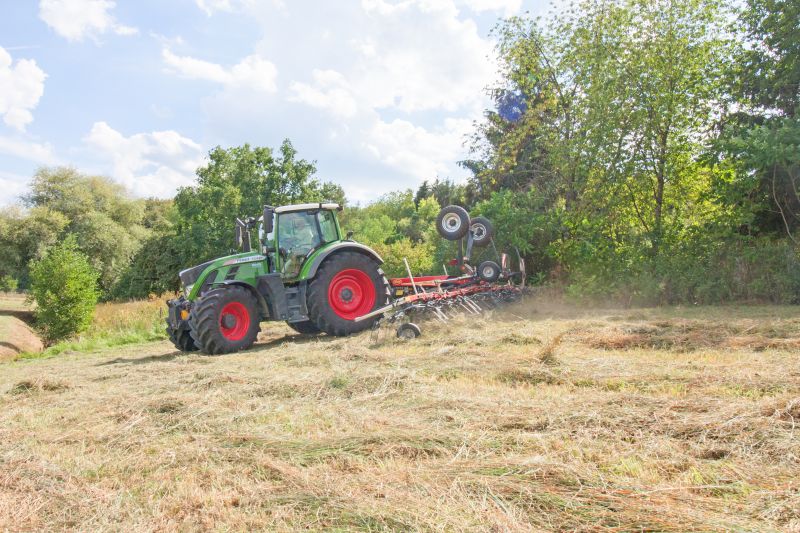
left=111, top=233, right=185, bottom=298
left=715, top=0, right=799, bottom=237
left=458, top=0, right=800, bottom=302
left=341, top=191, right=445, bottom=278
left=29, top=236, right=99, bottom=344
left=0, top=275, right=18, bottom=292
left=2, top=167, right=156, bottom=296
left=473, top=188, right=561, bottom=277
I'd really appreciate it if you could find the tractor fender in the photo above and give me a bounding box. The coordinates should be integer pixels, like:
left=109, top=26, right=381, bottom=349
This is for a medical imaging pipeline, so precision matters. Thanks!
left=303, top=242, right=384, bottom=279
left=212, top=280, right=269, bottom=319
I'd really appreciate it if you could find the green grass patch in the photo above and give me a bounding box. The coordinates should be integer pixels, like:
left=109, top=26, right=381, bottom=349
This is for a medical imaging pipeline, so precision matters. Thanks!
left=17, top=299, right=167, bottom=359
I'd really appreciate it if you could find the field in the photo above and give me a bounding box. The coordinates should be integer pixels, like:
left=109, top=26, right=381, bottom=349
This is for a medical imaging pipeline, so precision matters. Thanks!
left=1, top=301, right=799, bottom=531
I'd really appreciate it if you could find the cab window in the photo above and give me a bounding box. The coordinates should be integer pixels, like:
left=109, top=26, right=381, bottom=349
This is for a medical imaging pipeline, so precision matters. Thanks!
left=317, top=210, right=338, bottom=243
left=278, top=211, right=321, bottom=278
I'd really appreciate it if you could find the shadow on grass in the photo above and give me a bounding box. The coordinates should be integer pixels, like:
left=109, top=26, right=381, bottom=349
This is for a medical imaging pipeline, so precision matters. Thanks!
left=96, top=332, right=340, bottom=366
left=0, top=309, right=35, bottom=324
left=0, top=341, right=23, bottom=353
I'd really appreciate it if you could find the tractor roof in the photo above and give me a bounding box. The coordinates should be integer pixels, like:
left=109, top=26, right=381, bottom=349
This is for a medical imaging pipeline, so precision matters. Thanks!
left=274, top=203, right=340, bottom=213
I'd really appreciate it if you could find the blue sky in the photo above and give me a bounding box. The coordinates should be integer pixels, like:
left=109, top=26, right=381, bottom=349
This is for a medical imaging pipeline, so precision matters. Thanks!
left=0, top=0, right=555, bottom=206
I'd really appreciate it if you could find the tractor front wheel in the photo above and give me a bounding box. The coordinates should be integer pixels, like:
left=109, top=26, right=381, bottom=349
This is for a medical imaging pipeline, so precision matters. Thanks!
left=307, top=252, right=389, bottom=336
left=166, top=324, right=199, bottom=352
left=189, top=286, right=261, bottom=355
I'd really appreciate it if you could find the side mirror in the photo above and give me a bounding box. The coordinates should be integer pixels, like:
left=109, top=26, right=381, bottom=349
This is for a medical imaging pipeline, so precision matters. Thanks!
left=262, top=206, right=274, bottom=234
left=346, top=230, right=354, bottom=240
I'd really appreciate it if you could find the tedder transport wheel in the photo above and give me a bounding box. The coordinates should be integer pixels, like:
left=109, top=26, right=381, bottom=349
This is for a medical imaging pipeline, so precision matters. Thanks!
left=469, top=216, right=494, bottom=247
left=397, top=322, right=422, bottom=339
left=436, top=205, right=470, bottom=241
left=478, top=260, right=501, bottom=282
left=166, top=324, right=199, bottom=352
left=189, top=286, right=261, bottom=355
left=287, top=320, right=320, bottom=335
left=307, top=251, right=389, bottom=336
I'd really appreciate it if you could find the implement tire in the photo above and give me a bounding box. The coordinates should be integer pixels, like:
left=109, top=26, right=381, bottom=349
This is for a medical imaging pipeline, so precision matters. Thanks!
left=287, top=320, right=320, bottom=335
left=307, top=251, right=389, bottom=336
left=436, top=205, right=470, bottom=241
left=189, top=286, right=261, bottom=355
left=469, top=216, right=494, bottom=247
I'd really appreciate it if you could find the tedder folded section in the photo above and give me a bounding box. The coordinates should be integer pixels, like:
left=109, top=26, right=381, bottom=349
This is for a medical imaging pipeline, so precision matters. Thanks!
left=166, top=202, right=526, bottom=355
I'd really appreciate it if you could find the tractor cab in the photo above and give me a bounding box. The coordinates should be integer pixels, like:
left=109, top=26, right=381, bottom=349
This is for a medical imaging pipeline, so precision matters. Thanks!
left=259, top=203, right=342, bottom=279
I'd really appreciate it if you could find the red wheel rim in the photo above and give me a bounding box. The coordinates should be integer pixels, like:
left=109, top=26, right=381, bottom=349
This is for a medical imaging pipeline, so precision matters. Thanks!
left=219, top=301, right=250, bottom=341
left=328, top=269, right=376, bottom=320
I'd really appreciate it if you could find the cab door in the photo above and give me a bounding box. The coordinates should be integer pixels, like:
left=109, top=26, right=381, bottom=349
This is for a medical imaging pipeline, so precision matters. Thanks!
left=277, top=211, right=322, bottom=279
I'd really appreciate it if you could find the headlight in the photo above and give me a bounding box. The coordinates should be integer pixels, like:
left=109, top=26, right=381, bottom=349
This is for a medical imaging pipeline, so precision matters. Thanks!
left=184, top=284, right=194, bottom=295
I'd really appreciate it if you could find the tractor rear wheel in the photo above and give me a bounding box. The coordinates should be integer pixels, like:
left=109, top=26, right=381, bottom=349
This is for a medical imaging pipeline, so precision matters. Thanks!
left=287, top=320, right=320, bottom=335
left=307, top=252, right=389, bottom=336
left=189, top=286, right=261, bottom=355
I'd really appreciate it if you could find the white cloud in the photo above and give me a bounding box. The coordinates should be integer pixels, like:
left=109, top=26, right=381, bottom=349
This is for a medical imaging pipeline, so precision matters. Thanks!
left=0, top=47, right=47, bottom=131
left=39, top=0, right=138, bottom=42
left=274, top=0, right=494, bottom=185
left=288, top=70, right=358, bottom=118
left=354, top=0, right=495, bottom=113
left=179, top=0, right=502, bottom=198
left=460, top=0, right=522, bottom=16
left=84, top=122, right=204, bottom=198
left=364, top=117, right=472, bottom=178
left=162, top=49, right=278, bottom=93
left=194, top=0, right=284, bottom=16
left=0, top=135, right=59, bottom=165
left=196, top=0, right=236, bottom=15
left=0, top=171, right=31, bottom=206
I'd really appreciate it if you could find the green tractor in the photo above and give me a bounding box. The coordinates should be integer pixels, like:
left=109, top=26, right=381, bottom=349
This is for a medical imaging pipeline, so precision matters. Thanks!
left=165, top=203, right=390, bottom=354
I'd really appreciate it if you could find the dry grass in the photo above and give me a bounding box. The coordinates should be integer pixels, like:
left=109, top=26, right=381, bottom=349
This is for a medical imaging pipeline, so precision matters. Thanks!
left=1, top=302, right=799, bottom=531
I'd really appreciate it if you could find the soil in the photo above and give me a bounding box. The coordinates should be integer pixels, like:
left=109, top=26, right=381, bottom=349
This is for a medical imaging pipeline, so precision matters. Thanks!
left=0, top=296, right=43, bottom=360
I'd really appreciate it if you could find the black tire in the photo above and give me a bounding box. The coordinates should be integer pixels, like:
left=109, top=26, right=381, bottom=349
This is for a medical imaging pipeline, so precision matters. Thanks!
left=397, top=322, right=421, bottom=339
left=188, top=286, right=261, bottom=355
left=307, top=251, right=389, bottom=336
left=436, top=205, right=470, bottom=241
left=477, top=260, right=501, bottom=283
left=469, top=216, right=494, bottom=247
left=287, top=320, right=320, bottom=335
left=166, top=323, right=199, bottom=352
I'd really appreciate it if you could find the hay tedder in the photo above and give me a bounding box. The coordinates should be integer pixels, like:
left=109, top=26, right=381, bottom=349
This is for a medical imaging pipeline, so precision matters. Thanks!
left=356, top=205, right=526, bottom=339
left=166, top=203, right=525, bottom=354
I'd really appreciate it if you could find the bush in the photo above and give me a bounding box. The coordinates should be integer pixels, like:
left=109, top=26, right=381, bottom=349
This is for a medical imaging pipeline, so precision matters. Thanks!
left=0, top=275, right=18, bottom=292
left=29, top=236, right=99, bottom=344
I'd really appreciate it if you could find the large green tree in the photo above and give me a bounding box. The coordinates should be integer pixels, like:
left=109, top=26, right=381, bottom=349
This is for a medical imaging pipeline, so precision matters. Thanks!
left=466, top=0, right=747, bottom=300
left=717, top=0, right=799, bottom=238
left=0, top=167, right=152, bottom=294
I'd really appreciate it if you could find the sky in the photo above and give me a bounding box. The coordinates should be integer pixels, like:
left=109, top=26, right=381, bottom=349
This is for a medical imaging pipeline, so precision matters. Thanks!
left=0, top=0, right=556, bottom=206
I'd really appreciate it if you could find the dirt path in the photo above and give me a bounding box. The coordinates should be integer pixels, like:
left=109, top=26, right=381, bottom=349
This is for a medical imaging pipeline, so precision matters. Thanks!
left=0, top=295, right=43, bottom=360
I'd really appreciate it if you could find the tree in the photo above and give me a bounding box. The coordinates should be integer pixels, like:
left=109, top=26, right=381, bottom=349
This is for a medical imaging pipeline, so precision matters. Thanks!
left=716, top=0, right=800, bottom=238
left=20, top=167, right=150, bottom=294
left=29, top=236, right=99, bottom=344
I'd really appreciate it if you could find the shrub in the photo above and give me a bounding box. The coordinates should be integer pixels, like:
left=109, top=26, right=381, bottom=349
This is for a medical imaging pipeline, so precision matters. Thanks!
left=29, top=236, right=99, bottom=344
left=0, top=275, right=18, bottom=292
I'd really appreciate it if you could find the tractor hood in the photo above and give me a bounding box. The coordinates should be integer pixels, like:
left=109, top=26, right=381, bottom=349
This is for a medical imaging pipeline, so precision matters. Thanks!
left=179, top=253, right=266, bottom=291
